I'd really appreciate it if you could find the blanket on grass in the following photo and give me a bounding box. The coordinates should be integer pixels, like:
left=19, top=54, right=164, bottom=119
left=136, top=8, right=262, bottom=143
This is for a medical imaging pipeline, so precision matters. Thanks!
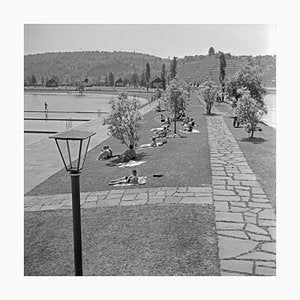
left=109, top=176, right=147, bottom=186
left=138, top=142, right=163, bottom=148
left=150, top=127, right=164, bottom=132
left=115, top=160, right=147, bottom=168
left=179, top=129, right=200, bottom=133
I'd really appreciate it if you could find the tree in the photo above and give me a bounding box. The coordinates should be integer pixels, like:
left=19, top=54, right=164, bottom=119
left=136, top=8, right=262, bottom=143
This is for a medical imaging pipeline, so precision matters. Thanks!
left=170, top=57, right=177, bottom=80
left=83, top=77, right=89, bottom=83
left=161, top=63, right=166, bottom=90
left=41, top=76, right=45, bottom=86
left=199, top=78, right=219, bottom=115
left=145, top=62, right=151, bottom=91
left=103, top=92, right=143, bottom=148
left=208, top=47, right=215, bottom=56
left=163, top=79, right=189, bottom=134
left=226, top=65, right=267, bottom=108
left=219, top=52, right=226, bottom=101
left=130, top=72, right=139, bottom=88
left=105, top=75, right=108, bottom=86
left=235, top=89, right=267, bottom=138
left=108, top=72, right=115, bottom=86
left=31, top=75, right=37, bottom=86
left=140, top=70, right=146, bottom=87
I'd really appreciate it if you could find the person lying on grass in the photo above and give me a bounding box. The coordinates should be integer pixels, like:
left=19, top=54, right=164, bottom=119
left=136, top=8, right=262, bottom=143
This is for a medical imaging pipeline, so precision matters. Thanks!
left=109, top=170, right=138, bottom=185
left=118, top=144, right=136, bottom=163
left=156, top=126, right=168, bottom=139
left=97, top=145, right=113, bottom=160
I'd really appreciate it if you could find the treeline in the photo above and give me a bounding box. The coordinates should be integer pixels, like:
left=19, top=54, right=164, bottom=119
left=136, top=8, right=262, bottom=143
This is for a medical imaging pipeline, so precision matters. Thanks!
left=24, top=49, right=276, bottom=87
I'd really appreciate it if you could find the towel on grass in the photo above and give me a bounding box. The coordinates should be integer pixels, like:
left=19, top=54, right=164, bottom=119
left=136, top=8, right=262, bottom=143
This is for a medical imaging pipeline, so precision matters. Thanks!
left=109, top=176, right=147, bottom=186
left=150, top=127, right=164, bottom=132
left=115, top=160, right=147, bottom=168
left=138, top=142, right=163, bottom=148
left=179, top=129, right=200, bottom=133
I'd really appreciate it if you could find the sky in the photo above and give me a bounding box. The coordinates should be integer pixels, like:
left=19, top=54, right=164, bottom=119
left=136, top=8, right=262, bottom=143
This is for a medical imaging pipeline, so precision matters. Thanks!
left=24, top=24, right=276, bottom=58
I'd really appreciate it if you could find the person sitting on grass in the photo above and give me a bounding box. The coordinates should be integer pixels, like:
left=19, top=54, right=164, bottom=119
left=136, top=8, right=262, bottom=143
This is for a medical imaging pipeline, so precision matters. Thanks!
left=118, top=144, right=136, bottom=163
left=109, top=170, right=139, bottom=185
left=182, top=116, right=190, bottom=125
left=163, top=116, right=171, bottom=126
left=160, top=114, right=166, bottom=123
left=97, top=145, right=113, bottom=160
left=150, top=137, right=158, bottom=147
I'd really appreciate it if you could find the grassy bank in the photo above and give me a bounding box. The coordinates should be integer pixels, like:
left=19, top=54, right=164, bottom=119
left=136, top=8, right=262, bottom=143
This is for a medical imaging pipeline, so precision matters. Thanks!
left=26, top=93, right=211, bottom=196
left=25, top=204, right=219, bottom=276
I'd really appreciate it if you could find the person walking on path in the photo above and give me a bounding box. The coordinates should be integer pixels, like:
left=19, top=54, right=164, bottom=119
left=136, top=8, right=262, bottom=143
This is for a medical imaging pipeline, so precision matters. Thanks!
left=233, top=107, right=240, bottom=128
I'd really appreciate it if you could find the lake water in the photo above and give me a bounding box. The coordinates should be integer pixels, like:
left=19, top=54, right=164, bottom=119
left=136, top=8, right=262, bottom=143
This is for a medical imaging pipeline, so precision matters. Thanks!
left=24, top=92, right=147, bottom=145
left=262, top=91, right=276, bottom=128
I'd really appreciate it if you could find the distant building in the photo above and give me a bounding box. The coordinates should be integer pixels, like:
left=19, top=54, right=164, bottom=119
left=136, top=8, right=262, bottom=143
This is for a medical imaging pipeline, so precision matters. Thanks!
left=46, top=78, right=58, bottom=87
left=151, top=77, right=163, bottom=88
left=115, top=78, right=125, bottom=87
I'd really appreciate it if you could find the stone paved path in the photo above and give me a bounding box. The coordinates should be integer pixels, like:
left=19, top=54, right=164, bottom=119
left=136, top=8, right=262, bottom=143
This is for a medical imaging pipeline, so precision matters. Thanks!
left=207, top=115, right=276, bottom=276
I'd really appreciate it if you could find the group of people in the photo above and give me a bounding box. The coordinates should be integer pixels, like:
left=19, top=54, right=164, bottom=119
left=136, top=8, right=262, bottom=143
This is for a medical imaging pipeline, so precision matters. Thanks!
left=181, top=116, right=196, bottom=132
left=97, top=144, right=136, bottom=163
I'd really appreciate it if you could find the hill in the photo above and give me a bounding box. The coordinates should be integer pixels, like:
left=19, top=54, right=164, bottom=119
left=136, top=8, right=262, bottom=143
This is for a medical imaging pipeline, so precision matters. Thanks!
left=24, top=51, right=276, bottom=87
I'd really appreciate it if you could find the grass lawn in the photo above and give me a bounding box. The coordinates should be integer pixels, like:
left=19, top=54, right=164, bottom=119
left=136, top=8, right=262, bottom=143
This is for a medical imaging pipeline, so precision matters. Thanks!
left=26, top=93, right=211, bottom=196
left=214, top=102, right=276, bottom=208
left=25, top=204, right=220, bottom=276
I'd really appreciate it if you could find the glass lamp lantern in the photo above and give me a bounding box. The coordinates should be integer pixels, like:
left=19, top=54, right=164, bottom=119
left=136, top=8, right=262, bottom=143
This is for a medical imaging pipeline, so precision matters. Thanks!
left=50, top=129, right=96, bottom=174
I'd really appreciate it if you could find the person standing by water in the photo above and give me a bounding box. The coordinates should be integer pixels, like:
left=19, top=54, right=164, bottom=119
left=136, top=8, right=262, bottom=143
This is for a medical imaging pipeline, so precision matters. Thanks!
left=44, top=101, right=49, bottom=120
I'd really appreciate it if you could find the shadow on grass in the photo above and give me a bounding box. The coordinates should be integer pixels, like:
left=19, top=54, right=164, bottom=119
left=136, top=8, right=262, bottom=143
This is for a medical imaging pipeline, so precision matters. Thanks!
left=203, top=113, right=221, bottom=117
left=239, top=137, right=267, bottom=144
left=105, top=152, right=149, bottom=167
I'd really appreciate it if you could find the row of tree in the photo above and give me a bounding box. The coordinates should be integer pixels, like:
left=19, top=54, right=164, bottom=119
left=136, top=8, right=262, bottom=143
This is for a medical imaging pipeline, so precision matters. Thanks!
left=104, top=62, right=268, bottom=151
left=25, top=56, right=178, bottom=90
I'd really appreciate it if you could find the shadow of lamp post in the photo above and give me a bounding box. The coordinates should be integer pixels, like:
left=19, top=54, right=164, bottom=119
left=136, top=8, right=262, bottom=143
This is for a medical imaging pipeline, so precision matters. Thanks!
left=49, top=129, right=96, bottom=276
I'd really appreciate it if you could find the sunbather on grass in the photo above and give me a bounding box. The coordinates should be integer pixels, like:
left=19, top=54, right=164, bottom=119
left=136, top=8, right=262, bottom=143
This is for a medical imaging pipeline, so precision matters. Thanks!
left=109, top=170, right=138, bottom=184
left=118, top=144, right=136, bottom=163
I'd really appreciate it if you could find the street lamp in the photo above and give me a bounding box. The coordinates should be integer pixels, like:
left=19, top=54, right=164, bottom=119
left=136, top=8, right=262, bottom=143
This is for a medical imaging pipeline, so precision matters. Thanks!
left=49, top=129, right=96, bottom=276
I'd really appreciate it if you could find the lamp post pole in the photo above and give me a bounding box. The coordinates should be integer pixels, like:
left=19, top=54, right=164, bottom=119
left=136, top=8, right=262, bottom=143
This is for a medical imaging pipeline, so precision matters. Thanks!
left=70, top=171, right=83, bottom=276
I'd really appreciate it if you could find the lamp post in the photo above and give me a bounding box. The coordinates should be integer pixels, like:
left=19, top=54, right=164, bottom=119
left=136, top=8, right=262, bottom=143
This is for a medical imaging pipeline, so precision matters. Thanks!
left=49, top=129, right=96, bottom=276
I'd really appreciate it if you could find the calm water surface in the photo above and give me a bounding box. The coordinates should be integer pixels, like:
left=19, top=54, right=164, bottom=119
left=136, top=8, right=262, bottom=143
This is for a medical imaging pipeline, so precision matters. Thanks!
left=24, top=92, right=147, bottom=145
left=262, top=91, right=276, bottom=128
